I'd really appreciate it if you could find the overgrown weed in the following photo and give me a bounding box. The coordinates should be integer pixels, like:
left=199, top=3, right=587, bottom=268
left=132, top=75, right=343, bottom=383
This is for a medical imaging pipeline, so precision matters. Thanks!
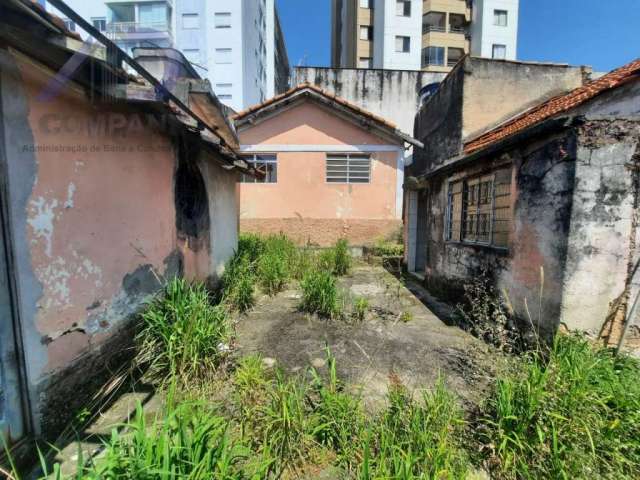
left=477, top=334, right=640, bottom=479
left=136, top=278, right=230, bottom=383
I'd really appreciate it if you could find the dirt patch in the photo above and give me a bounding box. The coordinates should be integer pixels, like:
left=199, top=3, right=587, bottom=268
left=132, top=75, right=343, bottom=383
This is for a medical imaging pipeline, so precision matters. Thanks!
left=235, top=264, right=501, bottom=410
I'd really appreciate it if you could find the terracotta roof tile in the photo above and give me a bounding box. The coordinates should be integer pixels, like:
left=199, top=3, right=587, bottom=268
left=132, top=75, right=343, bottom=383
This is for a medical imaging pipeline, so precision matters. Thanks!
left=464, top=58, right=640, bottom=154
left=232, top=82, right=399, bottom=130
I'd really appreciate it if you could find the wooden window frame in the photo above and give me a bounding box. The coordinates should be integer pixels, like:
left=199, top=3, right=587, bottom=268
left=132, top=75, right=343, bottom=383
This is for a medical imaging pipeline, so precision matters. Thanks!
left=445, top=168, right=511, bottom=249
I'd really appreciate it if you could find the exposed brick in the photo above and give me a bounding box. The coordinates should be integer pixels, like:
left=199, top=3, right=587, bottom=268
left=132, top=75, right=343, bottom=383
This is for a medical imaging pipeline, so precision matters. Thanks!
left=240, top=218, right=401, bottom=247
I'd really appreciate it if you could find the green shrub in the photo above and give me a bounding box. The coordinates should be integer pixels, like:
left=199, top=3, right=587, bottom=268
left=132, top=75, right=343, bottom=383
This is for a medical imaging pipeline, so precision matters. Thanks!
left=333, top=239, right=351, bottom=276
left=289, top=248, right=313, bottom=280
left=316, top=239, right=352, bottom=277
left=300, top=269, right=341, bottom=319
left=309, top=350, right=365, bottom=465
left=371, top=240, right=404, bottom=257
left=257, top=250, right=289, bottom=295
left=352, top=297, right=369, bottom=323
left=359, top=377, right=468, bottom=479
left=86, top=402, right=264, bottom=479
left=399, top=311, right=413, bottom=323
left=137, top=278, right=230, bottom=381
left=237, top=233, right=265, bottom=263
left=478, top=334, right=640, bottom=479
left=221, top=253, right=255, bottom=312
left=263, top=372, right=313, bottom=467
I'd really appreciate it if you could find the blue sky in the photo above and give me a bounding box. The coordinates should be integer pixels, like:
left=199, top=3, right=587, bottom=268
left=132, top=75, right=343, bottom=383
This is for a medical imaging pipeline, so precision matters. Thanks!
left=277, top=0, right=640, bottom=73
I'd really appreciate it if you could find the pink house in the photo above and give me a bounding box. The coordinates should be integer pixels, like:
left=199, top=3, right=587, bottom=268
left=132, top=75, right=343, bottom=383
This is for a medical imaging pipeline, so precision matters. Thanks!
left=234, top=84, right=421, bottom=246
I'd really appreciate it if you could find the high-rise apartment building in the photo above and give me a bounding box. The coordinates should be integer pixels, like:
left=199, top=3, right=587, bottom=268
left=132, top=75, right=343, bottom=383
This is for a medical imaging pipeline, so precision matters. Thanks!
left=331, top=0, right=518, bottom=72
left=46, top=0, right=290, bottom=111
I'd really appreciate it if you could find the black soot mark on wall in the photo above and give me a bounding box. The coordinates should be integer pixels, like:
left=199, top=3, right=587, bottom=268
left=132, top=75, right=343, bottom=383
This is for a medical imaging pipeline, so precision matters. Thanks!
left=174, top=141, right=210, bottom=239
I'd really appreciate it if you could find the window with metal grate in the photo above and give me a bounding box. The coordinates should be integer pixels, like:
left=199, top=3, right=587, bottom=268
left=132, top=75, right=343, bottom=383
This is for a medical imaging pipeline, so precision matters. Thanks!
left=326, top=154, right=371, bottom=184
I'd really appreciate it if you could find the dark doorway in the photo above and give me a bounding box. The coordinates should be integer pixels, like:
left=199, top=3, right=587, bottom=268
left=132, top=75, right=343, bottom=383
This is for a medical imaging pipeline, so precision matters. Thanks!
left=414, top=189, right=429, bottom=274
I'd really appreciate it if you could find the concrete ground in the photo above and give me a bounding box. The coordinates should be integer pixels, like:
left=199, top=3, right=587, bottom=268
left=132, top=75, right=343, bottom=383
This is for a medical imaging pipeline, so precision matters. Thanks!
left=235, top=263, right=498, bottom=410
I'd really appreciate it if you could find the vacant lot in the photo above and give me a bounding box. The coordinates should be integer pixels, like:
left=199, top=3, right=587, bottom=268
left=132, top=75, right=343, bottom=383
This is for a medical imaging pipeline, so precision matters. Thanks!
left=11, top=235, right=640, bottom=480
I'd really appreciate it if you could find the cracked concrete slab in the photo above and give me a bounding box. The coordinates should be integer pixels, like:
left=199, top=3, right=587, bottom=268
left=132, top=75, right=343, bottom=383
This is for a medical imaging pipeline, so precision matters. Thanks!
left=235, top=263, right=500, bottom=410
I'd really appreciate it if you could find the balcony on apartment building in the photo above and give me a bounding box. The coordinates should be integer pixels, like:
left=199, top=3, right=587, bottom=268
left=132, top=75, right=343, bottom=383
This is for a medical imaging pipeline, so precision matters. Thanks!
left=422, top=11, right=469, bottom=36
left=106, top=1, right=173, bottom=45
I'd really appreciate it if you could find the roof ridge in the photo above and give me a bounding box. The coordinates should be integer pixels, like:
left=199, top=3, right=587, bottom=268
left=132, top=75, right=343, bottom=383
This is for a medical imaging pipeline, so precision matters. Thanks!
left=232, top=82, right=400, bottom=130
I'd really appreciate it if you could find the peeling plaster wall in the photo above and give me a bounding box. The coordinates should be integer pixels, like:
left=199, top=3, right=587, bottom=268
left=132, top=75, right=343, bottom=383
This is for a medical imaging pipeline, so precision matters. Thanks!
left=1, top=50, right=183, bottom=438
left=559, top=81, right=640, bottom=340
left=421, top=133, right=578, bottom=336
left=197, top=155, right=240, bottom=280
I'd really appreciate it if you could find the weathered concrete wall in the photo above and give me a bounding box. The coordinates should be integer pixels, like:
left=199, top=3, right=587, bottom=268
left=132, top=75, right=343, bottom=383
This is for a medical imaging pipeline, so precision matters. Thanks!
left=461, top=58, right=590, bottom=140
left=198, top=155, right=240, bottom=279
left=293, top=67, right=445, bottom=136
left=560, top=121, right=640, bottom=334
left=412, top=58, right=590, bottom=177
left=238, top=100, right=403, bottom=246
left=410, top=65, right=465, bottom=176
left=560, top=81, right=640, bottom=345
left=420, top=132, right=578, bottom=336
left=0, top=49, right=239, bottom=439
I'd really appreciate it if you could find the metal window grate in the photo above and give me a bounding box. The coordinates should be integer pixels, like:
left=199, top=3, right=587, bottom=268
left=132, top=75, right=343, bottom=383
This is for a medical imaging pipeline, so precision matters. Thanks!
left=445, top=168, right=512, bottom=248
left=326, top=154, right=371, bottom=184
left=241, top=154, right=277, bottom=183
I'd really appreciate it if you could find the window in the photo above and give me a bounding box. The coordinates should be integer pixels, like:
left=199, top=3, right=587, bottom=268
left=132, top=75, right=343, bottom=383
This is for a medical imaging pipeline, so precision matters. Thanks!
left=326, top=154, right=371, bottom=184
left=241, top=155, right=277, bottom=183
left=447, top=47, right=464, bottom=67
left=395, top=36, right=410, bottom=53
left=359, top=25, right=373, bottom=41
left=449, top=13, right=466, bottom=33
left=182, top=13, right=200, bottom=29
left=396, top=0, right=411, bottom=16
left=492, top=44, right=506, bottom=60
left=91, top=17, right=106, bottom=32
left=62, top=18, right=75, bottom=32
left=359, top=0, right=372, bottom=8
left=183, top=49, right=200, bottom=64
left=422, top=46, right=445, bottom=66
left=215, top=48, right=232, bottom=64
left=423, top=11, right=445, bottom=33
left=138, top=3, right=168, bottom=29
left=494, top=9, right=508, bottom=26
left=358, top=57, right=373, bottom=68
left=445, top=168, right=512, bottom=248
left=215, top=12, right=231, bottom=28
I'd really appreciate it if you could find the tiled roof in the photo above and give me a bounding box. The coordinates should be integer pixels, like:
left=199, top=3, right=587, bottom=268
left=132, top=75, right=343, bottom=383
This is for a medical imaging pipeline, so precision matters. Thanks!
left=464, top=58, right=640, bottom=154
left=233, top=82, right=398, bottom=130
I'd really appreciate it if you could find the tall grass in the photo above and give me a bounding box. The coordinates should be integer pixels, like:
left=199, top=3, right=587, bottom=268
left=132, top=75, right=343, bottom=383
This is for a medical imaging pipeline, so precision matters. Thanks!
left=358, top=377, right=468, bottom=479
left=136, top=278, right=230, bottom=382
left=300, top=269, right=342, bottom=318
left=478, top=334, right=640, bottom=479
